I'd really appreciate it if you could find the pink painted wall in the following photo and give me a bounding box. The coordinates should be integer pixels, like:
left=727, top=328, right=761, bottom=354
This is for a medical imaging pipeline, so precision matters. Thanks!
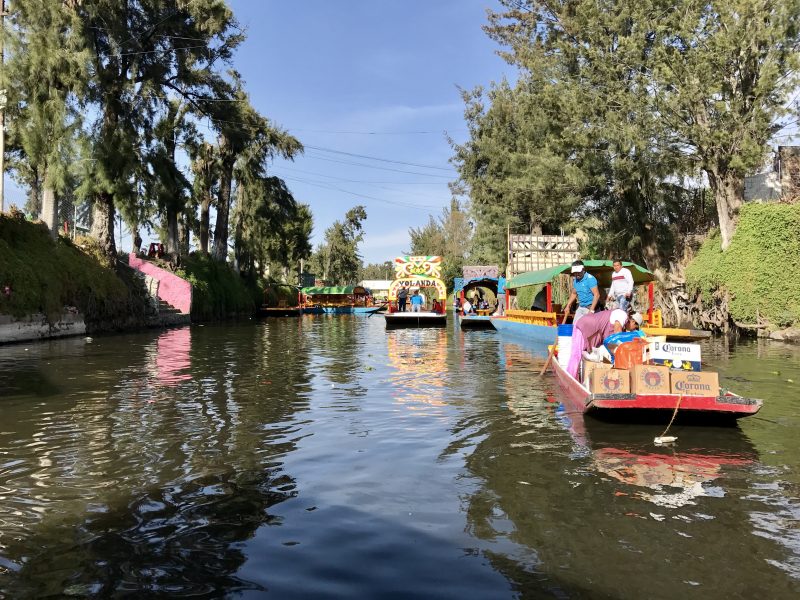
left=129, top=255, right=193, bottom=315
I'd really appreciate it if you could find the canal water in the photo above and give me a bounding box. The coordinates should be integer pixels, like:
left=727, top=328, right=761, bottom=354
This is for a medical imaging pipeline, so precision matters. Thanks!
left=0, top=316, right=798, bottom=598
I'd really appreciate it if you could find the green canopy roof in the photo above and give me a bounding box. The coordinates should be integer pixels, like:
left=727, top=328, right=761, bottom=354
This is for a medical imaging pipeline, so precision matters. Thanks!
left=506, top=260, right=654, bottom=290
left=301, top=286, right=367, bottom=295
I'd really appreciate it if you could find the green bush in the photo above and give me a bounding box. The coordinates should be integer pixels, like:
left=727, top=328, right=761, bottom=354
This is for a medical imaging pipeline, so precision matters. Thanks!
left=179, top=254, right=258, bottom=320
left=0, top=212, right=147, bottom=327
left=686, top=203, right=800, bottom=327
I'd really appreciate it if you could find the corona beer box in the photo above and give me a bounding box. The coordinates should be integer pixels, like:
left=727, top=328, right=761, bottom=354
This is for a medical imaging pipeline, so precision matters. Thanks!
left=631, top=364, right=671, bottom=395
left=650, top=341, right=702, bottom=371
left=670, top=371, right=719, bottom=396
left=589, top=368, right=630, bottom=394
left=582, top=361, right=611, bottom=388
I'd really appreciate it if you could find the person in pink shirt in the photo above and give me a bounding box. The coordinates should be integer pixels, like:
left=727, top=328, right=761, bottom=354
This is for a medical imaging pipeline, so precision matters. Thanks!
left=566, top=309, right=637, bottom=377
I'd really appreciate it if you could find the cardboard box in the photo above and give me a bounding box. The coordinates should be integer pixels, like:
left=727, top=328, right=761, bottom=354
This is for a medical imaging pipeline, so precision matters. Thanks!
left=582, top=360, right=611, bottom=387
left=631, top=364, right=671, bottom=395
left=670, top=371, right=719, bottom=396
left=589, top=368, right=630, bottom=394
left=650, top=341, right=701, bottom=371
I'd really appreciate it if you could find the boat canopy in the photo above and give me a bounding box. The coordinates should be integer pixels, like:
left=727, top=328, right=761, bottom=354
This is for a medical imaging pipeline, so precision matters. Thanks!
left=302, top=286, right=368, bottom=295
left=506, top=260, right=654, bottom=290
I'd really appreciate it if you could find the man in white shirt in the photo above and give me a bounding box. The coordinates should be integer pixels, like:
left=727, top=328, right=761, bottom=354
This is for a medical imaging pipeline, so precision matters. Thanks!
left=609, top=259, right=634, bottom=312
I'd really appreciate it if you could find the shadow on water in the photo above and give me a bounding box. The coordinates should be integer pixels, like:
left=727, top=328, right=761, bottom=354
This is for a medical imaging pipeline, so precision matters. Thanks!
left=0, top=322, right=314, bottom=597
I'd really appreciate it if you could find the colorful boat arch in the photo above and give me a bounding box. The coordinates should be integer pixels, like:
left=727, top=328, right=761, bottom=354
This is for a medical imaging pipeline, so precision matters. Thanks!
left=387, top=277, right=447, bottom=301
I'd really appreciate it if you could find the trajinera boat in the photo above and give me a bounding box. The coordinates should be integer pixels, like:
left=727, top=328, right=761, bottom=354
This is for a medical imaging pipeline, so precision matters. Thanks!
left=300, top=285, right=379, bottom=314
left=384, top=256, right=447, bottom=327
left=549, top=352, right=762, bottom=421
left=453, top=265, right=506, bottom=329
left=491, top=260, right=710, bottom=343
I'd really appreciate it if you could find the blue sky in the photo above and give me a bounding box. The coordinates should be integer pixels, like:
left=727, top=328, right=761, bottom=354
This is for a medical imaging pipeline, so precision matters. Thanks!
left=224, top=0, right=513, bottom=263
left=6, top=1, right=513, bottom=264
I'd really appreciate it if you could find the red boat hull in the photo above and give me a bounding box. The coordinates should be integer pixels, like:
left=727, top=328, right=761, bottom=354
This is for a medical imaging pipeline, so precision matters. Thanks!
left=550, top=358, right=762, bottom=419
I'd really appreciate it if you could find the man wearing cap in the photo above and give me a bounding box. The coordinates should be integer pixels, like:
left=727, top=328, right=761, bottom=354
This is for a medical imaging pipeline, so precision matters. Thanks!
left=561, top=260, right=599, bottom=325
left=566, top=309, right=639, bottom=377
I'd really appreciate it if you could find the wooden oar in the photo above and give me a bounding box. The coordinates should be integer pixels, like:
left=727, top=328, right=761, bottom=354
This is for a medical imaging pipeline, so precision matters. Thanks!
left=539, top=341, right=557, bottom=377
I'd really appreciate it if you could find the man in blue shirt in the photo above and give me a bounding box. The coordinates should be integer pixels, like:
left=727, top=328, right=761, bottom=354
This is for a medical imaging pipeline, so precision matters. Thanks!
left=410, top=290, right=424, bottom=312
left=561, top=260, right=600, bottom=324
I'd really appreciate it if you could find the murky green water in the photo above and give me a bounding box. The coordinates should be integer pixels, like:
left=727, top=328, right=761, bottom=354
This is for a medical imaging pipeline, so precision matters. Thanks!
left=0, top=317, right=798, bottom=598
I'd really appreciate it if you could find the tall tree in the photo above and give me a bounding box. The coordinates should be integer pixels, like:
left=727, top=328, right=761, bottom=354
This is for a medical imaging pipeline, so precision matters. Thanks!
left=311, top=205, right=367, bottom=285
left=485, top=0, right=800, bottom=250
left=6, top=0, right=87, bottom=238
left=409, top=199, right=472, bottom=288
left=69, top=0, right=243, bottom=259
left=188, top=141, right=218, bottom=255
left=208, top=85, right=302, bottom=262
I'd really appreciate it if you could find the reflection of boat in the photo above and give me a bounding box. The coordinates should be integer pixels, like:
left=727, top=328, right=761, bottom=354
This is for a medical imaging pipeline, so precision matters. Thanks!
left=384, top=256, right=447, bottom=328
left=550, top=356, right=763, bottom=420
left=492, top=260, right=711, bottom=342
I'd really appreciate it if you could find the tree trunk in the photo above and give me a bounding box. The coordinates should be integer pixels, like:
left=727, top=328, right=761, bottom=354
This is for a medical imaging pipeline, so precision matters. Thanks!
left=199, top=193, right=211, bottom=254
left=179, top=209, right=190, bottom=256
left=706, top=168, right=743, bottom=250
left=212, top=160, right=233, bottom=261
left=132, top=226, right=142, bottom=255
left=40, top=185, right=59, bottom=239
left=90, top=192, right=117, bottom=260
left=165, top=205, right=180, bottom=258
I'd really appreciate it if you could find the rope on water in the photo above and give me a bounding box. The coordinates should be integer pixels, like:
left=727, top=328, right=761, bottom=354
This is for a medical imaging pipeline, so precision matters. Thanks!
left=654, top=394, right=683, bottom=445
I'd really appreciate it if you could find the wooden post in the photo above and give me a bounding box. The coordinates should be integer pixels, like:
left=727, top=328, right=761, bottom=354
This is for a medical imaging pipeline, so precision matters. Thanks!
left=546, top=282, right=553, bottom=313
left=648, top=282, right=655, bottom=325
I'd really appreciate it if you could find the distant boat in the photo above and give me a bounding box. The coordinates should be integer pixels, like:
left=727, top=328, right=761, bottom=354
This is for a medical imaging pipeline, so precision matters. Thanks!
left=384, top=256, right=448, bottom=328
left=300, top=285, right=379, bottom=315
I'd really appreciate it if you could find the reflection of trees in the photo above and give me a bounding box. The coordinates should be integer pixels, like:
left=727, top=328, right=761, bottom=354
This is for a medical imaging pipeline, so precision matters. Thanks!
left=449, top=338, right=787, bottom=598
left=0, top=322, right=312, bottom=596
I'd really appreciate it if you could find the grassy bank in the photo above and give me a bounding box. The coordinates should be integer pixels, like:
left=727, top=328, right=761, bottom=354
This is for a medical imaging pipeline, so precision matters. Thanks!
left=0, top=211, right=149, bottom=329
left=686, top=203, right=800, bottom=329
left=178, top=255, right=260, bottom=321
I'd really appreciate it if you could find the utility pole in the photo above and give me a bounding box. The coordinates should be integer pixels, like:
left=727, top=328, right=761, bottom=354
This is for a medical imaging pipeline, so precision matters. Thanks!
left=0, top=0, right=6, bottom=213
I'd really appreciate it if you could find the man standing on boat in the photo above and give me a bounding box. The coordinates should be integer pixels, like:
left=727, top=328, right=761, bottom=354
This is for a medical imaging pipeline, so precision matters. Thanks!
left=410, top=290, right=424, bottom=312
left=561, top=260, right=600, bottom=324
left=398, top=286, right=408, bottom=312
left=609, top=258, right=634, bottom=312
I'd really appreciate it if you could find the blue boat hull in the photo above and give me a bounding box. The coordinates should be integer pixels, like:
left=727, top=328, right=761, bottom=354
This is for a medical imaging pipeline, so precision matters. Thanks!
left=490, top=317, right=556, bottom=345
left=302, top=307, right=325, bottom=315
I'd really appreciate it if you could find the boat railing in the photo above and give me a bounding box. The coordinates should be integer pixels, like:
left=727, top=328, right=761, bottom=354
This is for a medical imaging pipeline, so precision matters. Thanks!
left=504, top=309, right=559, bottom=326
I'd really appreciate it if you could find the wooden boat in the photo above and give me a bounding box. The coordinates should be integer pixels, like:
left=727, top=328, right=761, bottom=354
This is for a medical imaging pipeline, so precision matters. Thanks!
left=550, top=356, right=762, bottom=420
left=453, top=266, right=505, bottom=330
left=384, top=256, right=448, bottom=328
left=300, top=285, right=378, bottom=314
left=259, top=284, right=302, bottom=317
left=492, top=260, right=711, bottom=342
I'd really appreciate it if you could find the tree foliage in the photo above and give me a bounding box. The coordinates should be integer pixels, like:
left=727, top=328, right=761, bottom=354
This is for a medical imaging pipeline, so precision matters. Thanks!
left=310, top=206, right=367, bottom=286
left=408, top=199, right=472, bottom=289
left=472, top=0, right=800, bottom=261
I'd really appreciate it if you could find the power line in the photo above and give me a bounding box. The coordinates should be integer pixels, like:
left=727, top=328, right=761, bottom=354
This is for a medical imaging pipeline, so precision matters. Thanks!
left=305, top=144, right=454, bottom=171
left=274, top=165, right=447, bottom=184
left=303, top=152, right=454, bottom=178
left=281, top=176, right=442, bottom=210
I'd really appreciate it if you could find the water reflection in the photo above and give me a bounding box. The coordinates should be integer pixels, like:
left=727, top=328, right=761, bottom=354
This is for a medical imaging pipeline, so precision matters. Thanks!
left=0, top=323, right=311, bottom=596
